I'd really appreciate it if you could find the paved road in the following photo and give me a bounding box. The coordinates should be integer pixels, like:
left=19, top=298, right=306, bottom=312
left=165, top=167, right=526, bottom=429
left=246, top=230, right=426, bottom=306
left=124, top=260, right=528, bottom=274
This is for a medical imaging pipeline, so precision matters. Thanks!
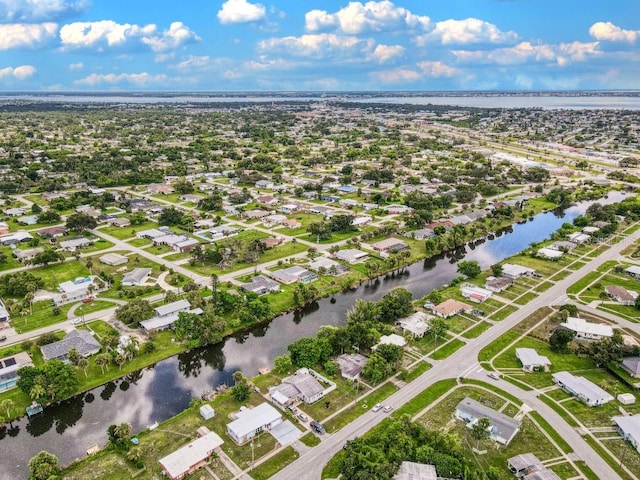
left=271, top=229, right=640, bottom=480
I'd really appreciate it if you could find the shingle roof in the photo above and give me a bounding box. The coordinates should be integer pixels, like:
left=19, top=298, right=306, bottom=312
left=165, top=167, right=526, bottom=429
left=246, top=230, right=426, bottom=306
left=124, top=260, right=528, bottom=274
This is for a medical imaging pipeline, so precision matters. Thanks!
left=40, top=330, right=101, bottom=360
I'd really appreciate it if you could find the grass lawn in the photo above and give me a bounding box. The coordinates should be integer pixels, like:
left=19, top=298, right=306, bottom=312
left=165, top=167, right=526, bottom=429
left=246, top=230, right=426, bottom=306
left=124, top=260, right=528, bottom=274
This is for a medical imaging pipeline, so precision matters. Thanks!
left=393, top=379, right=457, bottom=418
left=128, top=238, right=151, bottom=247
left=534, top=281, right=554, bottom=293
left=251, top=446, right=299, bottom=480
left=299, top=432, right=321, bottom=447
left=400, top=361, right=431, bottom=382
left=0, top=246, right=23, bottom=271
left=300, top=386, right=357, bottom=423
left=430, top=338, right=465, bottom=360
left=478, top=331, right=520, bottom=362
left=13, top=301, right=73, bottom=333
left=30, top=261, right=91, bottom=290
left=462, top=321, right=491, bottom=339
left=99, top=222, right=158, bottom=240
left=74, top=300, right=117, bottom=317
left=447, top=315, right=475, bottom=334
left=550, top=270, right=571, bottom=281
left=490, top=305, right=517, bottom=321
left=493, top=336, right=594, bottom=372
left=323, top=382, right=398, bottom=433
left=514, top=291, right=537, bottom=305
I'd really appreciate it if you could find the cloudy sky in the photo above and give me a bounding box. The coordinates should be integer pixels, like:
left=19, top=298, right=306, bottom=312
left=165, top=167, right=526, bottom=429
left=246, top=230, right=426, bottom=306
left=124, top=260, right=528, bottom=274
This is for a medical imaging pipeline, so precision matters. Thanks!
left=1, top=0, right=639, bottom=91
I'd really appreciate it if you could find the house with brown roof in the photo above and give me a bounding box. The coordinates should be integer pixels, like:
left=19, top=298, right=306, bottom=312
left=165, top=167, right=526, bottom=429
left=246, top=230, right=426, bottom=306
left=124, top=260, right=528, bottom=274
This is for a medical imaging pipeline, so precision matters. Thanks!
left=431, top=299, right=473, bottom=318
left=605, top=286, right=637, bottom=306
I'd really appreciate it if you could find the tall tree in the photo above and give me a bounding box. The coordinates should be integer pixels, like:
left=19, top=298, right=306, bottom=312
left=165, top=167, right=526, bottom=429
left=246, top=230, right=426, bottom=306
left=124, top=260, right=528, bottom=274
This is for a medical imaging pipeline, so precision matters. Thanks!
left=28, top=451, right=59, bottom=480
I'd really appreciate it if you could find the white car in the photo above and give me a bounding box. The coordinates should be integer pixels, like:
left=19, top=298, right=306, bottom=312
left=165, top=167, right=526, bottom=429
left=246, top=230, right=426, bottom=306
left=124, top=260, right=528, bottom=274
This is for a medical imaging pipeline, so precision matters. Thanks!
left=71, top=318, right=82, bottom=325
left=383, top=405, right=393, bottom=413
left=371, top=403, right=383, bottom=412
left=488, top=372, right=500, bottom=380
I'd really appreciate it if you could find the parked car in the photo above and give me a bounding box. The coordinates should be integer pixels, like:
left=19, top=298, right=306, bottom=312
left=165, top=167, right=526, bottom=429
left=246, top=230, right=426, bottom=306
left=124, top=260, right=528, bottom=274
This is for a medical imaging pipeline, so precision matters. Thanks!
left=488, top=372, right=500, bottom=380
left=383, top=405, right=393, bottom=413
left=297, top=413, right=308, bottom=422
left=71, top=318, right=82, bottom=325
left=371, top=403, right=383, bottom=412
left=82, top=296, right=95, bottom=303
left=287, top=405, right=297, bottom=414
left=310, top=421, right=325, bottom=435
left=0, top=335, right=6, bottom=342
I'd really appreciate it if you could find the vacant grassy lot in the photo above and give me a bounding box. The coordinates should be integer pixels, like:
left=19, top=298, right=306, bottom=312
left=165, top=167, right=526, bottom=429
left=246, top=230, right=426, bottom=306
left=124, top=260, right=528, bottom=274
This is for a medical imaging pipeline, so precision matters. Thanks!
left=431, top=338, right=465, bottom=360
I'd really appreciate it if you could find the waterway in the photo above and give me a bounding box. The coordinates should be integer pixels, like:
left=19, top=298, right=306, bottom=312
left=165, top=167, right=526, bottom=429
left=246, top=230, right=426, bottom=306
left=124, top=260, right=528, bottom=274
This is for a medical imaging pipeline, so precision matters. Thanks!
left=0, top=192, right=626, bottom=478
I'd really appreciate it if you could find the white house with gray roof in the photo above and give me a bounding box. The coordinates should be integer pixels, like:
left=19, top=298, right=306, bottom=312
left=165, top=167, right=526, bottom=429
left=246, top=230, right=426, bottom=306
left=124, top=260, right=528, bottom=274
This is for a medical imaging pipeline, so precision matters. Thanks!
left=612, top=415, right=640, bottom=452
left=121, top=268, right=152, bottom=287
left=516, top=348, right=551, bottom=372
left=269, top=368, right=335, bottom=406
left=40, top=330, right=101, bottom=361
left=140, top=299, right=201, bottom=331
left=552, top=371, right=614, bottom=407
left=455, top=397, right=521, bottom=445
left=226, top=402, right=282, bottom=445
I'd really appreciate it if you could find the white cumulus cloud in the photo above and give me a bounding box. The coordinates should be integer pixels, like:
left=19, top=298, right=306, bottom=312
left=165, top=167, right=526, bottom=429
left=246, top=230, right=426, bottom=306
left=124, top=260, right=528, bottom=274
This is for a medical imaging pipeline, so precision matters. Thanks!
left=0, top=64, right=36, bottom=79
left=414, top=18, right=518, bottom=46
left=217, top=0, right=266, bottom=25
left=141, top=21, right=199, bottom=52
left=0, top=22, right=57, bottom=49
left=258, top=33, right=375, bottom=60
left=74, top=71, right=168, bottom=86
left=370, top=68, right=421, bottom=84
left=0, top=0, right=88, bottom=22
left=173, top=55, right=213, bottom=71
left=68, top=61, right=83, bottom=70
left=452, top=41, right=599, bottom=66
left=306, top=0, right=430, bottom=34
left=369, top=44, right=404, bottom=63
left=589, top=21, right=639, bottom=43
left=60, top=20, right=156, bottom=49
left=417, top=60, right=460, bottom=77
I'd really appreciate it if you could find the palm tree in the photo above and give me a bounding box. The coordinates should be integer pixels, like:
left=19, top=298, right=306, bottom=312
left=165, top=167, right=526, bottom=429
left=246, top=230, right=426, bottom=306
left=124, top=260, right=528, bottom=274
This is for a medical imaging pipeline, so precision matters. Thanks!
left=29, top=384, right=46, bottom=403
left=95, top=353, right=110, bottom=374
left=77, top=358, right=89, bottom=378
left=1, top=399, right=14, bottom=425
left=114, top=422, right=132, bottom=440
left=210, top=273, right=219, bottom=304
left=114, top=354, right=126, bottom=371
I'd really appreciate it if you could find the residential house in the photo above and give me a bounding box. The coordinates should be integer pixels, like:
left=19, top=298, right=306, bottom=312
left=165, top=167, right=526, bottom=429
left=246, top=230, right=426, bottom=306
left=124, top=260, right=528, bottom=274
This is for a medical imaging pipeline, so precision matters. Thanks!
left=256, top=195, right=279, bottom=206
left=260, top=237, right=284, bottom=249
left=255, top=180, right=274, bottom=190
left=605, top=286, right=638, bottom=306
left=17, top=215, right=38, bottom=225
left=281, top=218, right=302, bottom=229
left=612, top=415, right=640, bottom=453
left=308, top=256, right=348, bottom=275
left=461, top=284, right=492, bottom=303
left=502, top=264, right=537, bottom=279
left=625, top=266, right=640, bottom=279
left=280, top=203, right=301, bottom=214
left=549, top=241, right=577, bottom=252
left=0, top=351, right=33, bottom=392
left=179, top=194, right=202, bottom=203
left=147, top=183, right=174, bottom=195
left=394, top=462, right=437, bottom=480
left=485, top=276, right=513, bottom=293
left=507, top=453, right=560, bottom=480
left=568, top=232, right=590, bottom=244
left=106, top=217, right=131, bottom=228
left=352, top=216, right=372, bottom=227
left=622, top=357, right=640, bottom=378
left=552, top=371, right=614, bottom=406
left=339, top=199, right=358, bottom=208
left=244, top=209, right=270, bottom=220
left=431, top=299, right=473, bottom=318
left=270, top=368, right=335, bottom=406
left=40, top=330, right=102, bottom=361
left=59, top=237, right=92, bottom=251
left=371, top=238, right=409, bottom=254
left=406, top=228, right=434, bottom=240
left=226, top=403, right=283, bottom=445
left=384, top=205, right=414, bottom=215
left=121, top=268, right=152, bottom=287
left=140, top=299, right=200, bottom=331
left=515, top=348, right=551, bottom=372
left=13, top=247, right=44, bottom=263
left=396, top=311, right=431, bottom=338
left=338, top=185, right=357, bottom=193
left=153, top=234, right=189, bottom=247
left=0, top=231, right=33, bottom=245
left=239, top=275, right=281, bottom=295
left=373, top=333, right=408, bottom=350
left=38, top=225, right=67, bottom=239
left=263, top=214, right=287, bottom=226
left=51, top=276, right=105, bottom=306
left=557, top=317, right=613, bottom=341
left=173, top=238, right=200, bottom=253
left=335, top=353, right=368, bottom=381
left=455, top=397, right=521, bottom=445
left=3, top=207, right=26, bottom=216
left=537, top=247, right=563, bottom=260
left=335, top=248, right=368, bottom=264
left=270, top=266, right=317, bottom=285
left=159, top=431, right=225, bottom=480
left=99, top=253, right=128, bottom=266
left=0, top=299, right=9, bottom=324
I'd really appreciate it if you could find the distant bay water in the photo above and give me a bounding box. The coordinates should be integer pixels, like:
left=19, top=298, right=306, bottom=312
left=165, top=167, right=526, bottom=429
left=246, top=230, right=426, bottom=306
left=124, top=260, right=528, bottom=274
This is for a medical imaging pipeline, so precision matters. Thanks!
left=1, top=92, right=640, bottom=110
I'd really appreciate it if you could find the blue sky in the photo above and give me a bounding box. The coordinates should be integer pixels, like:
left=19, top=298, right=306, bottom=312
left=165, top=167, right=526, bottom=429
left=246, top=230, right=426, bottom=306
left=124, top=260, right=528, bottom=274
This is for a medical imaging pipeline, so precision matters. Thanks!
left=0, top=0, right=639, bottom=91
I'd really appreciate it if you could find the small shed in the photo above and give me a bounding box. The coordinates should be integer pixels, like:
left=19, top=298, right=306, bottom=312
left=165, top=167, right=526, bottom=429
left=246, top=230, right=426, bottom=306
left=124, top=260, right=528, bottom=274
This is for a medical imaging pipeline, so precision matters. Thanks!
left=199, top=404, right=215, bottom=420
left=618, top=393, right=636, bottom=405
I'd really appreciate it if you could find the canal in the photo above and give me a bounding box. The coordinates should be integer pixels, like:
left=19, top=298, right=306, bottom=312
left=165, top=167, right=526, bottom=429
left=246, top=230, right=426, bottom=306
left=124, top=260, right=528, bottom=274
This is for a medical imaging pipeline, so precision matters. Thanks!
left=0, top=192, right=625, bottom=478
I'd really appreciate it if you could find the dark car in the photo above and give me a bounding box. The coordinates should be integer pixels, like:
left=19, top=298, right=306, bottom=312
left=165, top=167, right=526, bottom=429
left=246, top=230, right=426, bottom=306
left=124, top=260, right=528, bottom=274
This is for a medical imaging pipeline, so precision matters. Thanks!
left=310, top=421, right=325, bottom=435
left=0, top=335, right=6, bottom=342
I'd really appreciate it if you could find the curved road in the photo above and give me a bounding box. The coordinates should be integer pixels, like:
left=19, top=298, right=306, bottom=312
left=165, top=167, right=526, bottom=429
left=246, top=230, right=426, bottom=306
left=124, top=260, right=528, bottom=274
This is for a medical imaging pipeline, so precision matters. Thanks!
left=271, top=228, right=640, bottom=480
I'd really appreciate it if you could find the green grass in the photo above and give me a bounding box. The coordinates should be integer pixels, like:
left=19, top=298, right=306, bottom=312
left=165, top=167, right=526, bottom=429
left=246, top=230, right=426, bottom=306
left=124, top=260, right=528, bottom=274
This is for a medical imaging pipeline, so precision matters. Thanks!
left=323, top=382, right=398, bottom=433
left=514, top=291, right=537, bottom=305
left=13, top=301, right=73, bottom=333
left=478, top=330, right=520, bottom=362
left=461, top=321, right=491, bottom=339
left=534, top=281, right=554, bottom=292
left=400, top=361, right=431, bottom=382
left=458, top=379, right=523, bottom=406
left=493, top=336, right=594, bottom=373
left=430, top=338, right=465, bottom=360
left=30, top=261, right=91, bottom=290
left=74, top=300, right=117, bottom=317
left=99, top=221, right=159, bottom=240
left=393, top=379, right=457, bottom=418
left=490, top=305, right=518, bottom=321
left=528, top=411, right=572, bottom=453
left=299, top=432, right=321, bottom=447
left=584, top=436, right=634, bottom=480
left=251, top=446, right=299, bottom=480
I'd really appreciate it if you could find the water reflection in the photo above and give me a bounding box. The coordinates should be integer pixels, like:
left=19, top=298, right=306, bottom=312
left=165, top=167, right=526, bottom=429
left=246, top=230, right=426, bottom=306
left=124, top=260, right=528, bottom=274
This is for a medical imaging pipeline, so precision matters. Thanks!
left=0, top=192, right=625, bottom=478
